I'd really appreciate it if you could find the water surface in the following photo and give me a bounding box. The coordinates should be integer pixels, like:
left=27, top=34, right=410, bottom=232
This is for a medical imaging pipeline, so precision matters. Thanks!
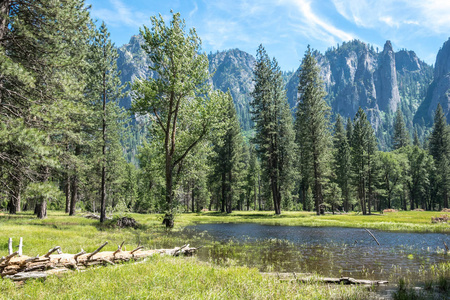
left=181, top=223, right=449, bottom=282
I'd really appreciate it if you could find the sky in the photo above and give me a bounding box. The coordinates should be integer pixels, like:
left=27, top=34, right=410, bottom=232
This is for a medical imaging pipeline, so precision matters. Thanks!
left=85, top=0, right=450, bottom=71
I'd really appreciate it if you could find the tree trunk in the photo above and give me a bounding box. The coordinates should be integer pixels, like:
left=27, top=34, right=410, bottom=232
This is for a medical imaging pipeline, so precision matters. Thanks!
left=162, top=163, right=174, bottom=228
left=221, top=173, right=226, bottom=212
left=69, top=174, right=78, bottom=216
left=8, top=176, right=21, bottom=214
left=258, top=173, right=262, bottom=211
left=191, top=180, right=195, bottom=213
left=36, top=198, right=47, bottom=219
left=226, top=171, right=232, bottom=213
left=313, top=153, right=321, bottom=216
left=65, top=174, right=70, bottom=214
left=100, top=69, right=107, bottom=223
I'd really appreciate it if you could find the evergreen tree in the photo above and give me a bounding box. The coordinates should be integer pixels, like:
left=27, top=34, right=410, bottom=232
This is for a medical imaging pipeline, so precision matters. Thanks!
left=429, top=104, right=450, bottom=209
left=333, top=115, right=352, bottom=212
left=351, top=107, right=377, bottom=214
left=86, top=22, right=125, bottom=222
left=413, top=128, right=421, bottom=148
left=212, top=91, right=243, bottom=213
left=405, top=146, right=433, bottom=210
left=392, top=108, right=410, bottom=150
left=1, top=0, right=92, bottom=217
left=295, top=46, right=332, bottom=215
left=346, top=117, right=354, bottom=142
left=251, top=45, right=295, bottom=215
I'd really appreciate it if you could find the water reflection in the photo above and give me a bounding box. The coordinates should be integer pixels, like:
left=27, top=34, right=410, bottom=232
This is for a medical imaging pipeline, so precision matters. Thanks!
left=181, top=224, right=449, bottom=283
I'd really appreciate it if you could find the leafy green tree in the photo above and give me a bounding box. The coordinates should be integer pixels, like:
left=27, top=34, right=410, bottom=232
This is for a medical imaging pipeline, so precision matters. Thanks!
left=251, top=45, right=295, bottom=215
left=392, top=108, right=410, bottom=150
left=296, top=46, right=332, bottom=215
left=132, top=12, right=222, bottom=227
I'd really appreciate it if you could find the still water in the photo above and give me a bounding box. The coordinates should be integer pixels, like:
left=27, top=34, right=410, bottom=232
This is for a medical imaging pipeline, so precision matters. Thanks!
left=180, top=224, right=449, bottom=283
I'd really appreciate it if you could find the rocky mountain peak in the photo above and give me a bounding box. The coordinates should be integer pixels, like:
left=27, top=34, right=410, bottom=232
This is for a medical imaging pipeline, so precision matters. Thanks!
left=434, top=38, right=450, bottom=79
left=383, top=40, right=394, bottom=53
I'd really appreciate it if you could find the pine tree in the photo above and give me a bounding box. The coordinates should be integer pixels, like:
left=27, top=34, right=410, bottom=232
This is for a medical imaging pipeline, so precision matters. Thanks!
left=413, top=127, right=421, bottom=148
left=346, top=117, right=354, bottom=142
left=212, top=91, right=243, bottom=213
left=392, top=108, right=410, bottom=150
left=333, top=115, right=352, bottom=212
left=251, top=45, right=295, bottom=215
left=295, top=46, right=332, bottom=215
left=429, top=104, right=450, bottom=209
left=351, top=107, right=377, bottom=214
left=86, top=22, right=125, bottom=222
left=1, top=0, right=92, bottom=217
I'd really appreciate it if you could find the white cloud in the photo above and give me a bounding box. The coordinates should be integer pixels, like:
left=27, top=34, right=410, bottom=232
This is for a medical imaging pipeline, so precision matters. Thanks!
left=331, top=0, right=450, bottom=34
left=90, top=0, right=148, bottom=28
left=278, top=0, right=355, bottom=44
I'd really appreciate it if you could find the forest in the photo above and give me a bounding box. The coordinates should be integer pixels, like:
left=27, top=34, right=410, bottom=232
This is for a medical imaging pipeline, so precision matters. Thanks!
left=1, top=1, right=450, bottom=229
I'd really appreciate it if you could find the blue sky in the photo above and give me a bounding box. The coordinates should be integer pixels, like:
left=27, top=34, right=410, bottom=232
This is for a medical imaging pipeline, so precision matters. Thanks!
left=85, top=0, right=450, bottom=71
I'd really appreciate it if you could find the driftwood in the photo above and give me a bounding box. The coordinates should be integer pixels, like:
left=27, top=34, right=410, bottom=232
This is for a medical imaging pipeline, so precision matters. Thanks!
left=1, top=238, right=200, bottom=281
left=264, top=272, right=388, bottom=286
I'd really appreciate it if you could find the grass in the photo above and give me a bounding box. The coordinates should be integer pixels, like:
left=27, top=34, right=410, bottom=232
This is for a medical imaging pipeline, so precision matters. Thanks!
left=0, top=210, right=448, bottom=299
left=0, top=211, right=372, bottom=299
left=174, top=210, right=450, bottom=233
left=0, top=255, right=371, bottom=299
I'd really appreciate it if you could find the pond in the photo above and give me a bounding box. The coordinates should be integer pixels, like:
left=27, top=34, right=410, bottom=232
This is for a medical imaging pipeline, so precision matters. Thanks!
left=179, top=224, right=449, bottom=285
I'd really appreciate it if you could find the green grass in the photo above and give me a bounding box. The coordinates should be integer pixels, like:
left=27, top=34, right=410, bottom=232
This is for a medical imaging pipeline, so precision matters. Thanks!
left=0, top=210, right=448, bottom=299
left=173, top=210, right=450, bottom=233
left=0, top=211, right=372, bottom=299
left=0, top=255, right=371, bottom=299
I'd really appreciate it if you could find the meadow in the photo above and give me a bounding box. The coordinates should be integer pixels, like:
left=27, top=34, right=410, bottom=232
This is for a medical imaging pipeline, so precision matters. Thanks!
left=0, top=210, right=449, bottom=299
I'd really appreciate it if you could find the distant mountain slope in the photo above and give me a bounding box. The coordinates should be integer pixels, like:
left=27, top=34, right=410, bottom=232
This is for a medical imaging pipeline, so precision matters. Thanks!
left=208, top=49, right=255, bottom=130
left=286, top=40, right=433, bottom=149
left=415, top=38, right=450, bottom=125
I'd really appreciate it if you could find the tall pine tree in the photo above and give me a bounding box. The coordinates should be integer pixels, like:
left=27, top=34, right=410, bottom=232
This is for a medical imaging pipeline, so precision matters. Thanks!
left=295, top=46, right=332, bottom=215
left=251, top=45, right=295, bottom=215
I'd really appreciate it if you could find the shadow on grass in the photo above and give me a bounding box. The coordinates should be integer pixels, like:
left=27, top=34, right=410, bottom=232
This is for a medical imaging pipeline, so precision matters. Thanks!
left=199, top=211, right=309, bottom=219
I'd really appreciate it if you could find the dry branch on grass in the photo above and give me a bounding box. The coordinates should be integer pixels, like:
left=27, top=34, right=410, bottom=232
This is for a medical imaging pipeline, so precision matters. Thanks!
left=0, top=238, right=199, bottom=281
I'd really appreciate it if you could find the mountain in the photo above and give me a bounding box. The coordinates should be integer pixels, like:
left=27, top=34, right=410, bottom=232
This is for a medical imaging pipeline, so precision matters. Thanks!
left=286, top=40, right=433, bottom=148
left=415, top=38, right=450, bottom=125
left=208, top=49, right=255, bottom=130
left=117, top=35, right=156, bottom=110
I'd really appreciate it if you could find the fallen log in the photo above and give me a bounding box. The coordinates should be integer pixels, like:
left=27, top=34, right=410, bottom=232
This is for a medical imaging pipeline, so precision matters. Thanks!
left=1, top=238, right=200, bottom=281
left=262, top=272, right=388, bottom=286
